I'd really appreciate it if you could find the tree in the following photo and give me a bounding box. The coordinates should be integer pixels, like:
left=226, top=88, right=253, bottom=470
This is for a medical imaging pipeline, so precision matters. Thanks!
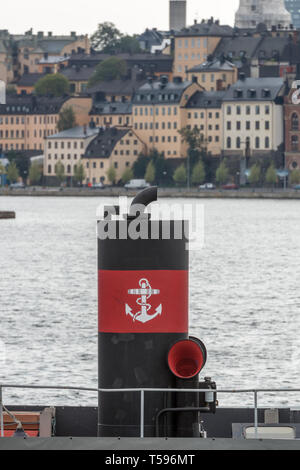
left=0, top=162, right=6, bottom=175
left=265, top=164, right=277, bottom=186
left=145, top=161, right=155, bottom=184
left=73, top=163, right=86, bottom=185
left=173, top=164, right=187, bottom=186
left=290, top=169, right=300, bottom=185
left=29, top=162, right=42, bottom=185
left=34, top=73, right=70, bottom=96
left=107, top=166, right=117, bottom=185
left=121, top=167, right=133, bottom=185
left=55, top=161, right=65, bottom=185
left=57, top=106, right=77, bottom=132
left=6, top=85, right=17, bottom=96
left=248, top=163, right=261, bottom=186
left=216, top=160, right=229, bottom=186
left=88, top=57, right=127, bottom=87
left=6, top=150, right=30, bottom=183
left=191, top=161, right=206, bottom=185
left=90, top=22, right=123, bottom=52
left=6, top=162, right=19, bottom=183
left=90, top=22, right=142, bottom=54
left=179, top=127, right=207, bottom=186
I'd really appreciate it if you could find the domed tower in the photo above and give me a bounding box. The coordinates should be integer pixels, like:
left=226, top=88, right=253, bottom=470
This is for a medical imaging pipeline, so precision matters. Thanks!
left=235, top=0, right=292, bottom=29
left=259, top=0, right=292, bottom=29
left=235, top=0, right=261, bottom=29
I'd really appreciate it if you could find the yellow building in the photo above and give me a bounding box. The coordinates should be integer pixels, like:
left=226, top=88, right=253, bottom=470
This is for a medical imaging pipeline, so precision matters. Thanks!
left=82, top=127, right=146, bottom=185
left=132, top=76, right=203, bottom=158
left=173, top=19, right=234, bottom=78
left=183, top=90, right=225, bottom=156
left=187, top=58, right=238, bottom=92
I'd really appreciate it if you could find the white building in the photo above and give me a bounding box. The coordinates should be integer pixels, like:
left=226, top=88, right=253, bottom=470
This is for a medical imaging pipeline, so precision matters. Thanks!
left=235, top=0, right=292, bottom=29
left=222, top=77, right=285, bottom=157
left=44, top=125, right=99, bottom=182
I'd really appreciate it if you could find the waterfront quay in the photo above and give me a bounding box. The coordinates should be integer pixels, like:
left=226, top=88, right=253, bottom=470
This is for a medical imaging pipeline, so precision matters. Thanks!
left=1, top=187, right=300, bottom=199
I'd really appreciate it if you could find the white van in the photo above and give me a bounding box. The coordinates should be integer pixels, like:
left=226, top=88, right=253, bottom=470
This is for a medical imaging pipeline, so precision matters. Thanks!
left=124, top=179, right=150, bottom=190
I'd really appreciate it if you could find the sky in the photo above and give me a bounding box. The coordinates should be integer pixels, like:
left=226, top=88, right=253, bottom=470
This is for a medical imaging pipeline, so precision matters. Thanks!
left=0, top=0, right=240, bottom=36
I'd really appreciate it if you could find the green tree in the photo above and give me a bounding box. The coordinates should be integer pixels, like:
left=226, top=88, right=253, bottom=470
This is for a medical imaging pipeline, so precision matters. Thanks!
left=248, top=163, right=261, bottom=186
left=55, top=161, right=65, bottom=185
left=34, top=73, right=70, bottom=96
left=6, top=85, right=17, bottom=95
left=90, top=22, right=142, bottom=54
left=73, top=163, right=86, bottom=185
left=107, top=166, right=117, bottom=185
left=6, top=150, right=30, bottom=183
left=173, top=164, right=187, bottom=186
left=145, top=161, right=155, bottom=184
left=265, top=164, right=277, bottom=186
left=29, top=162, right=42, bottom=185
left=6, top=162, right=19, bottom=183
left=57, top=106, right=77, bottom=132
left=121, top=167, right=133, bottom=184
left=88, top=57, right=127, bottom=87
left=0, top=162, right=6, bottom=175
left=191, top=161, right=206, bottom=185
left=90, top=22, right=123, bottom=52
left=216, top=160, right=229, bottom=186
left=290, top=169, right=300, bottom=185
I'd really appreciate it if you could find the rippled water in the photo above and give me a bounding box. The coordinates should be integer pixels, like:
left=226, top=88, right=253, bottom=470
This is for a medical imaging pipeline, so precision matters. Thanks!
left=1, top=196, right=300, bottom=408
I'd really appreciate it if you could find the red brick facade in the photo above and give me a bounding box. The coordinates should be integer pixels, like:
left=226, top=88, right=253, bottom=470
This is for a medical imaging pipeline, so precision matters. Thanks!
left=284, top=88, right=300, bottom=170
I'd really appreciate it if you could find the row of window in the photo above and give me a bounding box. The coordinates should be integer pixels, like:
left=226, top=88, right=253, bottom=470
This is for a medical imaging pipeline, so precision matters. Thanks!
left=188, top=111, right=220, bottom=119
left=226, top=121, right=270, bottom=131
left=149, top=136, right=178, bottom=143
left=48, top=141, right=85, bottom=150
left=47, top=163, right=74, bottom=175
left=134, top=106, right=178, bottom=116
left=226, top=136, right=270, bottom=149
left=47, top=154, right=84, bottom=160
left=0, top=128, right=55, bottom=139
left=134, top=122, right=177, bottom=131
left=0, top=116, right=58, bottom=125
left=114, top=150, right=138, bottom=156
left=177, top=38, right=208, bottom=49
left=226, top=105, right=270, bottom=115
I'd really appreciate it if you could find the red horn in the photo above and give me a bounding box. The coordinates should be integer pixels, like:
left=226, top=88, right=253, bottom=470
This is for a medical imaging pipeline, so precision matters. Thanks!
left=168, top=338, right=207, bottom=380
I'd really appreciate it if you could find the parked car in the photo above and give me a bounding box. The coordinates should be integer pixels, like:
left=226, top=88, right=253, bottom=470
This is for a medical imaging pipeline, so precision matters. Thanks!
left=199, top=183, right=216, bottom=190
left=293, top=185, right=300, bottom=190
left=91, top=183, right=105, bottom=189
left=221, top=184, right=239, bottom=190
left=10, top=182, right=25, bottom=189
left=124, top=179, right=150, bottom=190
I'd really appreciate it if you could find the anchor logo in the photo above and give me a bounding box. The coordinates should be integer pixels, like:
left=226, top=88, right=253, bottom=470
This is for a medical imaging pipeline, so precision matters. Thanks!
left=125, top=278, right=162, bottom=324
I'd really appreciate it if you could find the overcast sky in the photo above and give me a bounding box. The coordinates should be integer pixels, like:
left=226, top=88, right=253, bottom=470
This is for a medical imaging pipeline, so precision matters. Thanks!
left=0, top=0, right=240, bottom=36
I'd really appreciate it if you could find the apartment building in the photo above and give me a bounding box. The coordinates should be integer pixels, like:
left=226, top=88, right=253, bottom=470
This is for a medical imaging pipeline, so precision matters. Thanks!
left=183, top=90, right=225, bottom=156
left=173, top=19, right=234, bottom=78
left=0, top=95, right=92, bottom=152
left=43, top=125, right=99, bottom=183
left=82, top=127, right=146, bottom=185
left=222, top=77, right=285, bottom=158
left=132, top=76, right=203, bottom=159
left=187, top=58, right=238, bottom=91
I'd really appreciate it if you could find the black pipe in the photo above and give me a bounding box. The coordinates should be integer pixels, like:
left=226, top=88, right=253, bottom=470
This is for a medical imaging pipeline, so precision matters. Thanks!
left=155, top=407, right=210, bottom=438
left=128, top=186, right=158, bottom=219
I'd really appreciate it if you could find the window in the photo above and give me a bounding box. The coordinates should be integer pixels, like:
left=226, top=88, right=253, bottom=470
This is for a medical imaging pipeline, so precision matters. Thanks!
left=48, top=164, right=51, bottom=174
left=236, top=106, right=241, bottom=115
left=236, top=122, right=241, bottom=130
left=255, top=137, right=260, bottom=149
left=227, top=137, right=231, bottom=149
left=255, top=105, right=260, bottom=115
left=227, top=106, right=231, bottom=115
left=292, top=113, right=299, bottom=131
left=227, top=121, right=231, bottom=130
left=255, top=121, right=260, bottom=130
left=265, top=136, right=270, bottom=149
left=265, top=121, right=270, bottom=130
left=292, top=135, right=299, bottom=151
left=246, top=121, right=251, bottom=130
left=236, top=137, right=241, bottom=149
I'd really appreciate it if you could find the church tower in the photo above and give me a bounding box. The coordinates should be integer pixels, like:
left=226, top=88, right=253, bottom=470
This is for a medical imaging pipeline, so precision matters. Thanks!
left=235, top=0, right=292, bottom=29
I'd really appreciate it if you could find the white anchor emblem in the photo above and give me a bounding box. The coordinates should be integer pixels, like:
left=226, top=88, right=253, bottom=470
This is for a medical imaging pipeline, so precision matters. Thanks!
left=125, top=278, right=162, bottom=324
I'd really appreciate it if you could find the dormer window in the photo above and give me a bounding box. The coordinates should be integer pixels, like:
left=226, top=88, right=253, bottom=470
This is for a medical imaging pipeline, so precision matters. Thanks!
left=248, top=89, right=257, bottom=98
left=262, top=88, right=271, bottom=98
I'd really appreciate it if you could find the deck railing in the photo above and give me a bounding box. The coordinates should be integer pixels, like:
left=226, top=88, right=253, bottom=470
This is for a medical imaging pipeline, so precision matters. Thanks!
left=1, top=384, right=300, bottom=439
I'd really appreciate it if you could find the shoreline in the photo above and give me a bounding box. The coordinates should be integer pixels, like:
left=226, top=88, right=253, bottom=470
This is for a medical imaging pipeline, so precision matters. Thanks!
left=1, top=188, right=300, bottom=199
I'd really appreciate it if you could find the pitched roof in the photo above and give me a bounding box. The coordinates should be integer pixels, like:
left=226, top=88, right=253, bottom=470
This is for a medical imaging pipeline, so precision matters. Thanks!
left=188, top=58, right=237, bottom=73
left=49, top=125, right=99, bottom=139
left=223, top=77, right=285, bottom=101
left=133, top=77, right=195, bottom=105
left=90, top=101, right=132, bottom=115
left=186, top=90, right=226, bottom=109
left=87, top=77, right=147, bottom=96
left=17, top=73, right=46, bottom=87
left=84, top=127, right=130, bottom=159
left=175, top=21, right=234, bottom=38
left=61, top=65, right=97, bottom=82
left=0, top=94, right=68, bottom=114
